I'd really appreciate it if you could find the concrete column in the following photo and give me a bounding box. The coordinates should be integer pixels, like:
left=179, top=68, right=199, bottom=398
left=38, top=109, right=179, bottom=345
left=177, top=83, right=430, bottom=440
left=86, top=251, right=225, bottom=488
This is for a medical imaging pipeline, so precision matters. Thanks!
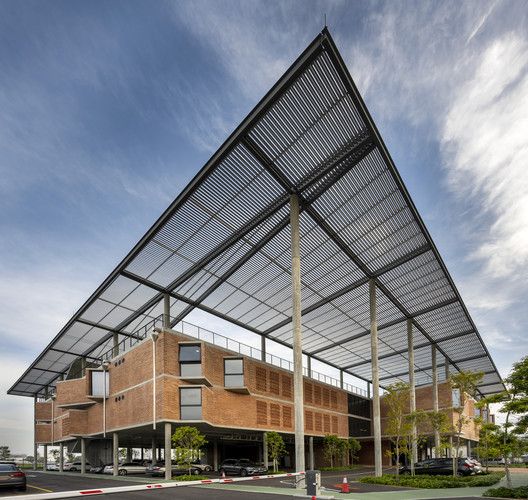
left=263, top=432, right=269, bottom=470
left=367, top=382, right=371, bottom=399
left=306, top=356, right=312, bottom=379
left=112, top=333, right=119, bottom=358
left=290, top=194, right=305, bottom=483
left=369, top=279, right=382, bottom=477
left=113, top=432, right=119, bottom=476
left=163, top=293, right=170, bottom=328
left=261, top=335, right=266, bottom=362
left=432, top=346, right=440, bottom=455
left=213, top=439, right=219, bottom=471
left=81, top=438, right=86, bottom=474
left=158, top=447, right=162, bottom=461
left=164, top=423, right=172, bottom=481
left=33, top=443, right=38, bottom=470
left=309, top=436, right=314, bottom=471
left=126, top=448, right=132, bottom=462
left=140, top=448, right=144, bottom=461
left=151, top=438, right=156, bottom=463
left=43, top=445, right=48, bottom=471
left=59, top=443, right=64, bottom=472
left=407, top=319, right=417, bottom=468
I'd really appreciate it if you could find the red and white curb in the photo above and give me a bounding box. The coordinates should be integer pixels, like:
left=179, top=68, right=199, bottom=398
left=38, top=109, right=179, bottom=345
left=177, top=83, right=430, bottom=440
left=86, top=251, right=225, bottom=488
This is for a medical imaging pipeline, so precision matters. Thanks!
left=16, top=472, right=305, bottom=499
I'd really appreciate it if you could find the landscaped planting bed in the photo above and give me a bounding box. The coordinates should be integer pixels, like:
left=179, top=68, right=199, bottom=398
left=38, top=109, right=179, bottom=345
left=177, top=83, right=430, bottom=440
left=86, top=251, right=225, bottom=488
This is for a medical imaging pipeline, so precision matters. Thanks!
left=483, top=486, right=528, bottom=498
left=360, top=473, right=503, bottom=489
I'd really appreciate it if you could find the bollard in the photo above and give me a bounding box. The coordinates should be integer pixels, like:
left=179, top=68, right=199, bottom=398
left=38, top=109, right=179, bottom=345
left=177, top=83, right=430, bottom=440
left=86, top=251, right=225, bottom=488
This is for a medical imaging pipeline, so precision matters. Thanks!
left=305, top=469, right=321, bottom=497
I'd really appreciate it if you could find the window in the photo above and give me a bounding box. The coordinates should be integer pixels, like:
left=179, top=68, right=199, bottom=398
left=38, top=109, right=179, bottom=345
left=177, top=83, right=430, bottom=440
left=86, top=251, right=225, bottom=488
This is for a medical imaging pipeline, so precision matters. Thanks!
left=452, top=388, right=461, bottom=408
left=90, top=371, right=109, bottom=397
left=224, top=358, right=244, bottom=387
left=179, top=344, right=201, bottom=377
left=180, top=387, right=202, bottom=420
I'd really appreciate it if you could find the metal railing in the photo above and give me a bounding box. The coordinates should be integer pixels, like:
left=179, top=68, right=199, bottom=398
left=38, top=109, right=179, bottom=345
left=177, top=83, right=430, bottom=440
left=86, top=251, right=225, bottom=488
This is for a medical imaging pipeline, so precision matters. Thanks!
left=93, top=314, right=368, bottom=398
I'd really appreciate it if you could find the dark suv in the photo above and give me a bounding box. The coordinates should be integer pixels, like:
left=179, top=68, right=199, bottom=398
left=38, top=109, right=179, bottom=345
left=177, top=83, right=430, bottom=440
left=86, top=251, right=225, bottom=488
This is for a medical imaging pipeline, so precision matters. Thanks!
left=400, top=458, right=475, bottom=476
left=218, top=459, right=267, bottom=477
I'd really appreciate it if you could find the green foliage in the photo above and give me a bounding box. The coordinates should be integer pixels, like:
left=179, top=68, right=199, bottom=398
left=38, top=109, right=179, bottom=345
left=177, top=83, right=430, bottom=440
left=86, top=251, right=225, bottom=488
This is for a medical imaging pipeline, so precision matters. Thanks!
left=266, top=431, right=287, bottom=472
left=323, top=434, right=341, bottom=468
left=171, top=474, right=209, bottom=481
left=347, top=437, right=361, bottom=465
left=50, top=449, right=60, bottom=462
left=171, top=426, right=207, bottom=474
left=319, top=465, right=361, bottom=471
left=360, top=473, right=503, bottom=489
left=0, top=445, right=11, bottom=460
left=483, top=486, right=528, bottom=498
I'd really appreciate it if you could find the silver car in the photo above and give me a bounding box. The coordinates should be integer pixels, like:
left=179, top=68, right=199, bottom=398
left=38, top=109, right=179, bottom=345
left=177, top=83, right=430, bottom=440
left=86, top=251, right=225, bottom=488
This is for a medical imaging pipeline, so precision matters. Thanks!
left=0, top=462, right=27, bottom=492
left=104, top=462, right=147, bottom=476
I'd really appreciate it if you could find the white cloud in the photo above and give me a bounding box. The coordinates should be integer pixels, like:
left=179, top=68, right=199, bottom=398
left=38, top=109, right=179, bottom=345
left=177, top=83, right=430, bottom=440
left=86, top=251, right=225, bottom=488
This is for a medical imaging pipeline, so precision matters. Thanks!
left=441, top=34, right=528, bottom=280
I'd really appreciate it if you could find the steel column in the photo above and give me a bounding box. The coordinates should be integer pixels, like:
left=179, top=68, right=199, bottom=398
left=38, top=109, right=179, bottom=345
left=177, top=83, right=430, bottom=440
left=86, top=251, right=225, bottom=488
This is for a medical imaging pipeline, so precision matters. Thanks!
left=163, top=293, right=170, bottom=328
left=81, top=438, right=86, bottom=474
left=407, top=319, right=417, bottom=469
left=290, top=194, right=305, bottom=484
left=432, top=345, right=440, bottom=454
left=113, top=433, right=119, bottom=476
left=369, top=279, right=382, bottom=477
left=112, top=333, right=119, bottom=358
left=261, top=335, right=266, bottom=363
left=165, top=423, right=172, bottom=481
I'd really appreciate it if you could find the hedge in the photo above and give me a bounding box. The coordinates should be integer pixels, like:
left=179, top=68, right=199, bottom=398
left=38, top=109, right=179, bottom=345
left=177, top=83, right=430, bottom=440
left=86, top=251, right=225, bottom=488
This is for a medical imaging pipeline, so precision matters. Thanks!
left=360, top=473, right=503, bottom=489
left=483, top=486, right=528, bottom=498
left=171, top=474, right=209, bottom=481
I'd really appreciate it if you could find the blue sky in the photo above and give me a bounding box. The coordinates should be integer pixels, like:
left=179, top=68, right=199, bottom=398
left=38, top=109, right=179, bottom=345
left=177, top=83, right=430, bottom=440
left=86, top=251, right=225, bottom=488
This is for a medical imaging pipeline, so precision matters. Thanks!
left=1, top=0, right=527, bottom=453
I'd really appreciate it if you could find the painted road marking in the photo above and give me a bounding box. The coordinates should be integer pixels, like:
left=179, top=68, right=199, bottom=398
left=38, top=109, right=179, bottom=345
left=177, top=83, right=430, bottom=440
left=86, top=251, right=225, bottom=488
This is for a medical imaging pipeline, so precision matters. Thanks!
left=28, top=485, right=53, bottom=493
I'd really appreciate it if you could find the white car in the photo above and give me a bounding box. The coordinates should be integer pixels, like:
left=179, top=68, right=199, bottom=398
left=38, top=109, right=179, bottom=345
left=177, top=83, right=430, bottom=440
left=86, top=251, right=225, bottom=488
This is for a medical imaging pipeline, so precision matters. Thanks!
left=103, top=462, right=147, bottom=476
left=63, top=461, right=90, bottom=472
left=45, top=463, right=59, bottom=471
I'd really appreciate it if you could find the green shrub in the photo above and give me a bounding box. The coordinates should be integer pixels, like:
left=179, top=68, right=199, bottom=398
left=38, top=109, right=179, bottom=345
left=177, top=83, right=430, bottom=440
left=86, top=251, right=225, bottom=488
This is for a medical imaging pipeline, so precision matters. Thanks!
left=483, top=486, right=528, bottom=498
left=360, top=473, right=503, bottom=489
left=171, top=474, right=209, bottom=481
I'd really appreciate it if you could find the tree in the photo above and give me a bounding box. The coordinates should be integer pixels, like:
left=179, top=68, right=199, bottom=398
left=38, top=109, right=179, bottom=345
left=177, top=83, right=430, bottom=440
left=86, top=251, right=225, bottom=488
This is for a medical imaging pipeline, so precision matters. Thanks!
left=347, top=438, right=361, bottom=466
left=266, top=431, right=286, bottom=472
left=425, top=410, right=451, bottom=458
left=449, top=370, right=483, bottom=476
left=383, top=382, right=412, bottom=476
left=481, top=356, right=528, bottom=488
left=0, top=446, right=10, bottom=460
left=50, top=449, right=60, bottom=463
left=171, top=426, right=207, bottom=475
left=323, top=434, right=342, bottom=468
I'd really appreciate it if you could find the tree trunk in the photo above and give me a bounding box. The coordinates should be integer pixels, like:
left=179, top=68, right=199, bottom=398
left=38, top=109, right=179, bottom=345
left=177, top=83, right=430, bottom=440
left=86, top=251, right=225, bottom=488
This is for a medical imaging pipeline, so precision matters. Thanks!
left=395, top=442, right=399, bottom=477
left=504, top=411, right=512, bottom=489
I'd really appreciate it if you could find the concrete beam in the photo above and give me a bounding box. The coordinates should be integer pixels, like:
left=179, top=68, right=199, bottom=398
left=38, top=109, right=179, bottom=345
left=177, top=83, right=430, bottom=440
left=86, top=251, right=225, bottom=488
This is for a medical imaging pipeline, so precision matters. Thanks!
left=370, top=279, right=382, bottom=477
left=290, top=194, right=305, bottom=485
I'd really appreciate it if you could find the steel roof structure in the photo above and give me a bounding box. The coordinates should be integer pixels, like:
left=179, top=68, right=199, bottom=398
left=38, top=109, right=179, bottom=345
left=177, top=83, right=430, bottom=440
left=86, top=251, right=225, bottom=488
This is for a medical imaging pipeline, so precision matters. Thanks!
left=9, top=28, right=504, bottom=399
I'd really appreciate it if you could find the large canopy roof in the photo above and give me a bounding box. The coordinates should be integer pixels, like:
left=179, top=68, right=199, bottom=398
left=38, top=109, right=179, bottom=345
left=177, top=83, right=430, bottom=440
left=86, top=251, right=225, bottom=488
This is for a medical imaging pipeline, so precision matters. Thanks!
left=9, top=29, right=504, bottom=399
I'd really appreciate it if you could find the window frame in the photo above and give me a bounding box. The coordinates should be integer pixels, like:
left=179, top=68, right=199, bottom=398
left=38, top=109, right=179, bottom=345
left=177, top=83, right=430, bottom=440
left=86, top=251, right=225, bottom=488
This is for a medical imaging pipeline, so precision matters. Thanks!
left=179, top=387, right=202, bottom=420
left=224, top=357, right=244, bottom=387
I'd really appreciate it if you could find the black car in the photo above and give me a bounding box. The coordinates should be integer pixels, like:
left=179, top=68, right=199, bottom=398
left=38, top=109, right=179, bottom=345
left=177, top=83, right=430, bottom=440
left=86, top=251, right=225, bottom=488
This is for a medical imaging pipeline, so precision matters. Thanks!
left=400, top=458, right=475, bottom=476
left=218, top=459, right=267, bottom=477
left=0, top=462, right=26, bottom=492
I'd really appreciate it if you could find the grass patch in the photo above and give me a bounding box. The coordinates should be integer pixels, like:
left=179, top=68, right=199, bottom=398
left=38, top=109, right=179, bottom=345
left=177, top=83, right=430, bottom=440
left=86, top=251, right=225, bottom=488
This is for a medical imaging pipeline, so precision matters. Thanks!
left=360, top=473, right=503, bottom=489
left=319, top=465, right=361, bottom=472
left=483, top=486, right=528, bottom=498
left=171, top=474, right=209, bottom=481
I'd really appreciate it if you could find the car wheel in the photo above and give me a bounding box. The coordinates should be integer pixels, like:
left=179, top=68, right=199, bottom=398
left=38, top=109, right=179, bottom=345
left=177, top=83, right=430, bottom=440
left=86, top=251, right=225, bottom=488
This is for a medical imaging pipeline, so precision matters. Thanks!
left=240, top=469, right=248, bottom=477
left=70, top=467, right=77, bottom=472
left=192, top=468, right=200, bottom=475
left=119, top=469, right=127, bottom=476
left=204, top=466, right=211, bottom=472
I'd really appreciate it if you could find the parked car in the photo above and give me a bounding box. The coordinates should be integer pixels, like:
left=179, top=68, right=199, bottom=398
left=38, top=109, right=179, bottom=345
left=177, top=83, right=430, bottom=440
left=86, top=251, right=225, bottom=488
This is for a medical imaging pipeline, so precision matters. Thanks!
left=103, top=462, right=148, bottom=476
left=89, top=463, right=110, bottom=474
left=145, top=461, right=201, bottom=477
left=191, top=459, right=212, bottom=473
left=0, top=462, right=26, bottom=491
left=400, top=458, right=476, bottom=476
left=468, top=458, right=483, bottom=474
left=45, top=463, right=59, bottom=471
left=218, top=459, right=268, bottom=477
left=64, top=461, right=90, bottom=472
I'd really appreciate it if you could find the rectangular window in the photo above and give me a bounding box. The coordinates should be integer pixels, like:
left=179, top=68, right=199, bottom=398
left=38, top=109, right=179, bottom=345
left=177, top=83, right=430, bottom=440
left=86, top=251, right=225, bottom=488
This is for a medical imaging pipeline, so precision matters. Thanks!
left=179, top=344, right=201, bottom=377
left=224, top=358, right=244, bottom=387
left=91, top=371, right=109, bottom=397
left=452, top=388, right=461, bottom=408
left=180, top=387, right=202, bottom=420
